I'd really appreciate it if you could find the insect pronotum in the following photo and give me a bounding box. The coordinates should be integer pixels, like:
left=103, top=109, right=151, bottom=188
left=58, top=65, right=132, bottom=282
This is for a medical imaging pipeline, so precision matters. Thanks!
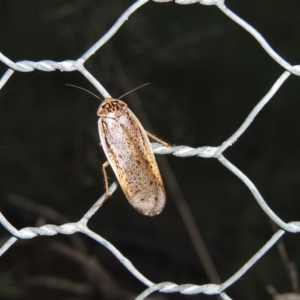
left=97, top=97, right=168, bottom=216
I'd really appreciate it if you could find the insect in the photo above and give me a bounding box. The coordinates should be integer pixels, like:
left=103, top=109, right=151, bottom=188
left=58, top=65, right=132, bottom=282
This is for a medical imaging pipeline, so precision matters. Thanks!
left=97, top=97, right=168, bottom=216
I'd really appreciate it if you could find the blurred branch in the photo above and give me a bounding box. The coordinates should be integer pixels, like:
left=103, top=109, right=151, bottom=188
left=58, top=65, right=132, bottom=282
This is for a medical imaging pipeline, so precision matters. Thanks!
left=51, top=241, right=133, bottom=299
left=6, top=192, right=134, bottom=299
left=24, top=276, right=93, bottom=296
left=270, top=220, right=299, bottom=293
left=105, top=43, right=222, bottom=284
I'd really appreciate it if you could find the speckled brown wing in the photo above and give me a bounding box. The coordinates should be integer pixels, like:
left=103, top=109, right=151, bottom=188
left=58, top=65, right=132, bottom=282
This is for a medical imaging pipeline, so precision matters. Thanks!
left=97, top=99, right=165, bottom=216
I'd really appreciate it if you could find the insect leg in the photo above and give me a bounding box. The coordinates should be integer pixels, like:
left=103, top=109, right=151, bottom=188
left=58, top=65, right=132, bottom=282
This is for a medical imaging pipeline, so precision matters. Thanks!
left=102, top=161, right=110, bottom=198
left=146, top=130, right=170, bottom=147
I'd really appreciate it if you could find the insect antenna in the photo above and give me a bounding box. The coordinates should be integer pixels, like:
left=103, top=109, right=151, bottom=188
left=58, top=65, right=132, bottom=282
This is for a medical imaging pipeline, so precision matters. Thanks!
left=118, top=82, right=151, bottom=99
left=66, top=82, right=151, bottom=101
left=65, top=84, right=102, bottom=101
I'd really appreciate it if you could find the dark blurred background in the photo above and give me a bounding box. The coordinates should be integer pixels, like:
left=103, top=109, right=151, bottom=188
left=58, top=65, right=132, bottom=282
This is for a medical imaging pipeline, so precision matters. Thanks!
left=1, top=0, right=300, bottom=299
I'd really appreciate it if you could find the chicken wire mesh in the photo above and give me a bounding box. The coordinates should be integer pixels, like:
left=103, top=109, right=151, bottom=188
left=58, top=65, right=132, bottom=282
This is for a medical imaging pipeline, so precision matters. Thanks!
left=0, top=0, right=300, bottom=299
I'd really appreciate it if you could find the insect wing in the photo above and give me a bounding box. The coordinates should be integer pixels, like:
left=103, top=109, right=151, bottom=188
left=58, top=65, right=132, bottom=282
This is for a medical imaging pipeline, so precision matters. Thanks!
left=98, top=99, right=165, bottom=216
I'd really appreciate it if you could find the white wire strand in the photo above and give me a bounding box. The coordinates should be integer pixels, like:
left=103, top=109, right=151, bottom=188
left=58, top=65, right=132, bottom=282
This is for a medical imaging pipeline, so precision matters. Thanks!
left=1, top=0, right=300, bottom=299
left=81, top=0, right=149, bottom=62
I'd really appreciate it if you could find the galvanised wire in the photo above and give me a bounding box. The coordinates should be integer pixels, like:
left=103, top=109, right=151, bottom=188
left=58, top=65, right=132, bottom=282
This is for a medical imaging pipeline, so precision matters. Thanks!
left=0, top=0, right=300, bottom=299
